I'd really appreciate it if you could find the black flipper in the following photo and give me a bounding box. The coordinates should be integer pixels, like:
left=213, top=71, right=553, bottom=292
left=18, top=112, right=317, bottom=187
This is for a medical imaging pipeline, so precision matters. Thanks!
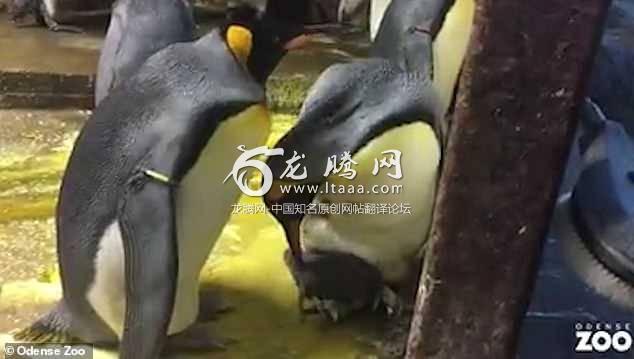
left=117, top=170, right=178, bottom=359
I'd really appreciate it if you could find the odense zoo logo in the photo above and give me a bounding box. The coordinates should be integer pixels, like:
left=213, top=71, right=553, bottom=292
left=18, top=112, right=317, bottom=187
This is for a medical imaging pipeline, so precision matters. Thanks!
left=575, top=322, right=632, bottom=353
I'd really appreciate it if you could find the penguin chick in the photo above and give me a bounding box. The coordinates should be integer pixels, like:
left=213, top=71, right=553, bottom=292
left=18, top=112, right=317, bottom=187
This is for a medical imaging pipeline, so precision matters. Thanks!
left=283, top=249, right=400, bottom=321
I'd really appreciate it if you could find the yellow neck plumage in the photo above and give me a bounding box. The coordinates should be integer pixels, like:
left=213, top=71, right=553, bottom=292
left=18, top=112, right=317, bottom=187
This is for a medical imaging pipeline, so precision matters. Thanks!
left=226, top=25, right=253, bottom=65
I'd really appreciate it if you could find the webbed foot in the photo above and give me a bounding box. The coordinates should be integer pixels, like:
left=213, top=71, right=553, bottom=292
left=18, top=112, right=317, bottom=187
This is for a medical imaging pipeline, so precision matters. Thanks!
left=197, top=287, right=233, bottom=322
left=48, top=24, right=83, bottom=33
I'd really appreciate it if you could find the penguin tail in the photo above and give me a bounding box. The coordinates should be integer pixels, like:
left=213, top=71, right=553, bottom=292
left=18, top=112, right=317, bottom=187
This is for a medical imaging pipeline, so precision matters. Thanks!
left=12, top=302, right=76, bottom=343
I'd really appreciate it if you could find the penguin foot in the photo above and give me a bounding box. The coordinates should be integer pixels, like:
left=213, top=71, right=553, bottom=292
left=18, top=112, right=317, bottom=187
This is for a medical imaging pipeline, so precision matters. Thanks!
left=300, top=297, right=354, bottom=322
left=197, top=288, right=233, bottom=322
left=48, top=24, right=84, bottom=33
left=166, top=323, right=235, bottom=353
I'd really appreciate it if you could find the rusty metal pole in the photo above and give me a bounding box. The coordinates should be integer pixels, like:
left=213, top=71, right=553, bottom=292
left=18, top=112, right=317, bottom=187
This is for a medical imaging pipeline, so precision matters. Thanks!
left=405, top=0, right=611, bottom=358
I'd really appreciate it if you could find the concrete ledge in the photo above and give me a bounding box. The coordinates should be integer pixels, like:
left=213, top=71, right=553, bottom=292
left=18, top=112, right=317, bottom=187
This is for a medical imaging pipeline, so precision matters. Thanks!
left=0, top=70, right=310, bottom=112
left=0, top=12, right=368, bottom=113
left=0, top=71, right=95, bottom=109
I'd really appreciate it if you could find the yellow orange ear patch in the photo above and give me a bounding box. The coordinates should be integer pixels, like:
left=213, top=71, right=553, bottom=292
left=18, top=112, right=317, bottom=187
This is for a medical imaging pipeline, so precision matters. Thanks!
left=227, top=25, right=253, bottom=64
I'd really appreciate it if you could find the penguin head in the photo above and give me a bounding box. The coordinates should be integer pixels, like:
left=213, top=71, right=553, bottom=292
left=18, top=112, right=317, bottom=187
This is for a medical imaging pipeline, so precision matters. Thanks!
left=224, top=2, right=310, bottom=84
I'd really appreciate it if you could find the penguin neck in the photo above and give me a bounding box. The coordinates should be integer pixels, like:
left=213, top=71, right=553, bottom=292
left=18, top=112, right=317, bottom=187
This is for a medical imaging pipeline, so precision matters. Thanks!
left=247, top=49, right=288, bottom=85
left=431, top=0, right=475, bottom=116
left=370, top=0, right=473, bottom=78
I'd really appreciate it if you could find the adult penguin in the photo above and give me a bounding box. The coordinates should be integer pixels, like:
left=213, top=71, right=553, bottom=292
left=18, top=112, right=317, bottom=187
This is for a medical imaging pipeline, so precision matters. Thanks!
left=14, top=7, right=308, bottom=359
left=264, top=0, right=474, bottom=321
left=95, top=0, right=195, bottom=106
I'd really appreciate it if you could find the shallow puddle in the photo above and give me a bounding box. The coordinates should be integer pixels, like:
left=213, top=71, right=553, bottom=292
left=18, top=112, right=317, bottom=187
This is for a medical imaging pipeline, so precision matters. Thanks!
left=0, top=110, right=391, bottom=358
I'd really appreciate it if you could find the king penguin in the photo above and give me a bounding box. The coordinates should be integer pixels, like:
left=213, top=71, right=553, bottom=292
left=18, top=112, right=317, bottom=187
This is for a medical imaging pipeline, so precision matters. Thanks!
left=14, top=6, right=307, bottom=358
left=264, top=0, right=475, bottom=321
left=95, top=0, right=195, bottom=106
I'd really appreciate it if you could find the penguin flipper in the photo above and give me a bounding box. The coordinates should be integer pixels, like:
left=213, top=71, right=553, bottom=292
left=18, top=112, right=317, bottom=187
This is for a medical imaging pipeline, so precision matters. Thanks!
left=117, top=171, right=178, bottom=359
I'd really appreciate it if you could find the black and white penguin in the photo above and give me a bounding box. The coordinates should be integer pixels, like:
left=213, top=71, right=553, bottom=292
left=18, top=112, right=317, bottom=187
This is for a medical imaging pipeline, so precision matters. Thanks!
left=14, top=7, right=307, bottom=359
left=95, top=0, right=195, bottom=106
left=264, top=0, right=475, bottom=321
left=7, top=0, right=114, bottom=32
